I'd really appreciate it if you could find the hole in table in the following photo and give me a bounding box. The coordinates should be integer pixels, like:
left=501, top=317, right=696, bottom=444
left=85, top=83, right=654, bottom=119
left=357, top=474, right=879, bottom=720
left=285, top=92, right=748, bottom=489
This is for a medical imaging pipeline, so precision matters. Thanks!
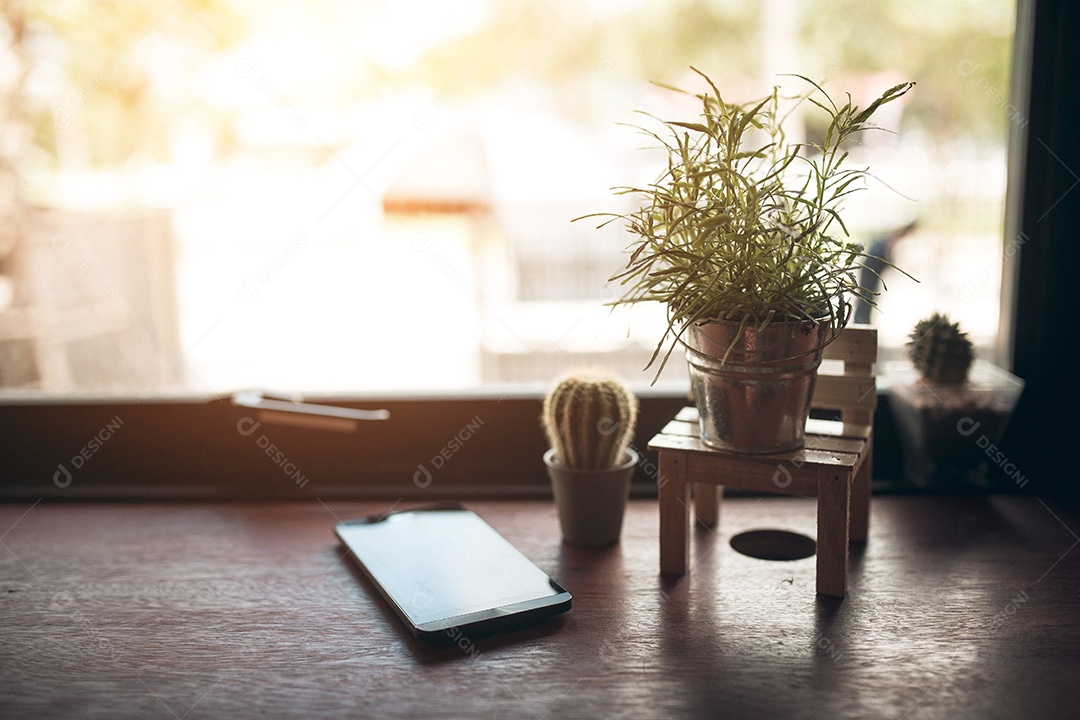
left=730, top=530, right=816, bottom=561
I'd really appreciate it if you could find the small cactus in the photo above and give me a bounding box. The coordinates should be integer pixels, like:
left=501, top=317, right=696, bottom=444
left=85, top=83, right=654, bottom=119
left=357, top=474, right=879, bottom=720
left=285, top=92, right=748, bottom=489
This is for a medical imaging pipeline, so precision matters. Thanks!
left=542, top=374, right=639, bottom=470
left=908, top=313, right=974, bottom=384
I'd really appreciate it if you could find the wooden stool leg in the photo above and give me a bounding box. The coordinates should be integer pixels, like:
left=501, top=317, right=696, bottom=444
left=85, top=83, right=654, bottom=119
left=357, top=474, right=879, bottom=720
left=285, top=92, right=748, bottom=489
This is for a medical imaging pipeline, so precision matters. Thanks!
left=850, top=435, right=872, bottom=543
left=659, top=451, right=690, bottom=576
left=694, top=483, right=721, bottom=527
left=816, top=469, right=851, bottom=597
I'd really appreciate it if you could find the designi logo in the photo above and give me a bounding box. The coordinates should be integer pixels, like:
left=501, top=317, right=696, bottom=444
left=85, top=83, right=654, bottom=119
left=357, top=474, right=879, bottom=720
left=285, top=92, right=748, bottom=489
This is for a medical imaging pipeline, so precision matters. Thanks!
left=53, top=463, right=73, bottom=488
left=413, top=464, right=433, bottom=488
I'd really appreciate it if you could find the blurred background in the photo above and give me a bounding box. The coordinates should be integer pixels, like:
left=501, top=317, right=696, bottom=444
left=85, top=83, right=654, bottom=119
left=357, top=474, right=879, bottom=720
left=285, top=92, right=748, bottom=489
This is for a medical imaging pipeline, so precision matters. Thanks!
left=0, top=0, right=1016, bottom=394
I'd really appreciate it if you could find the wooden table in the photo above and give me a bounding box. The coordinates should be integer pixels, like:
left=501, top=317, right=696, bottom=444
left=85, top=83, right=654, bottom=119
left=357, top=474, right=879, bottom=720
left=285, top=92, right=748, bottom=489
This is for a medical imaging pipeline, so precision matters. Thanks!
left=2, top=496, right=1078, bottom=719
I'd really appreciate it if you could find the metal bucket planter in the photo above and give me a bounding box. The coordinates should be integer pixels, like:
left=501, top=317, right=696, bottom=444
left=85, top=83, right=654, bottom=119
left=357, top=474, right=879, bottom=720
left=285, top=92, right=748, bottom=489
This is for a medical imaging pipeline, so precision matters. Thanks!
left=684, top=319, right=830, bottom=454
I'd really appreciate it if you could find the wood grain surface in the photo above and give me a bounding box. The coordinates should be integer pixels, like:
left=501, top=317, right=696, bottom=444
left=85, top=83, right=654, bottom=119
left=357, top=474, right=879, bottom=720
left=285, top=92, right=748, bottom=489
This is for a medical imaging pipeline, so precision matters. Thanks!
left=2, top=496, right=1078, bottom=719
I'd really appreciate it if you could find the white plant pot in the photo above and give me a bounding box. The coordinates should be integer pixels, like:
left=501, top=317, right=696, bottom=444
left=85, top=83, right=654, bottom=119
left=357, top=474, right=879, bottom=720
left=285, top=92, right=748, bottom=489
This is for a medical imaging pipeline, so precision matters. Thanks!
left=544, top=447, right=638, bottom=547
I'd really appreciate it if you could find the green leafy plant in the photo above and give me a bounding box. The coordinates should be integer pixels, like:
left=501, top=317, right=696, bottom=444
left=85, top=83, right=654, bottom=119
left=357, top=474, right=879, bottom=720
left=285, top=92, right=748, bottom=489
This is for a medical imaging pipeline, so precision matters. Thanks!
left=542, top=374, right=638, bottom=471
left=582, top=68, right=914, bottom=375
left=908, top=312, right=974, bottom=384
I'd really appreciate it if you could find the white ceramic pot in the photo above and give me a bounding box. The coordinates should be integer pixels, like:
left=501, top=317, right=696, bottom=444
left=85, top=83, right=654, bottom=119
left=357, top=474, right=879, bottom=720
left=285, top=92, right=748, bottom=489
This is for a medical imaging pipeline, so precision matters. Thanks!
left=544, top=447, right=638, bottom=547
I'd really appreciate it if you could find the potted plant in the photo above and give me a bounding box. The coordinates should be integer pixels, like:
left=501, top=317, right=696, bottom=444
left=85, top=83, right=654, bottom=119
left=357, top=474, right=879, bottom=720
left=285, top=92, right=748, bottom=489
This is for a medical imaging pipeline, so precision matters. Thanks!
left=542, top=374, right=639, bottom=547
left=887, top=313, right=1024, bottom=490
left=582, top=69, right=913, bottom=453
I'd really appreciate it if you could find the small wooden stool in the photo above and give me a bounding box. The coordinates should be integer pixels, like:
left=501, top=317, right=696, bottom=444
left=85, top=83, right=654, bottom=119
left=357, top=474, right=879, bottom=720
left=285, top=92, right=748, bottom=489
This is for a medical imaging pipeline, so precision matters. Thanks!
left=648, top=325, right=877, bottom=597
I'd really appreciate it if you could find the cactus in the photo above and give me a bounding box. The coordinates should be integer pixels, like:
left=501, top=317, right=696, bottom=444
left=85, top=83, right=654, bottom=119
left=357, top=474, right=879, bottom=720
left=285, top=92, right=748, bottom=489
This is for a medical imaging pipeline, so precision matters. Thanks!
left=907, top=313, right=974, bottom=384
left=542, top=374, right=639, bottom=470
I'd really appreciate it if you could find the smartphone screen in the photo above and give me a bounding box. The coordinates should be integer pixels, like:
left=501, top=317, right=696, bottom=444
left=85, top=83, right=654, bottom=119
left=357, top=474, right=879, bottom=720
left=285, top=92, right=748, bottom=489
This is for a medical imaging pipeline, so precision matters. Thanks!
left=335, top=505, right=571, bottom=641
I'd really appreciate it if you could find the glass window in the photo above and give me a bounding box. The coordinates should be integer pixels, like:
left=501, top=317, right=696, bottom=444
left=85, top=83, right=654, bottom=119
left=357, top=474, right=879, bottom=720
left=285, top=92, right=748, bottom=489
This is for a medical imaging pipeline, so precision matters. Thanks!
left=0, top=0, right=1017, bottom=394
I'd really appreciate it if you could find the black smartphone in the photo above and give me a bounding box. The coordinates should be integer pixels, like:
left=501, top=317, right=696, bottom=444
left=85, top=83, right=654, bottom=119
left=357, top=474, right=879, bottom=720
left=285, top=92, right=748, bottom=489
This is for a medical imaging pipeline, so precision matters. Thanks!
left=335, top=505, right=571, bottom=641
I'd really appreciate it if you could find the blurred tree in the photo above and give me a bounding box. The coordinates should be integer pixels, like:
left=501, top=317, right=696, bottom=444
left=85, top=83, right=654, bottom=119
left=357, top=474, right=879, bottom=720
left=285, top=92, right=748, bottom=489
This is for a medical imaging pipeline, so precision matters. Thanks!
left=8, top=0, right=1015, bottom=172
left=405, top=0, right=760, bottom=120
left=1, top=2, right=31, bottom=270
left=802, top=0, right=1014, bottom=140
left=19, top=0, right=247, bottom=169
left=405, top=0, right=1013, bottom=140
